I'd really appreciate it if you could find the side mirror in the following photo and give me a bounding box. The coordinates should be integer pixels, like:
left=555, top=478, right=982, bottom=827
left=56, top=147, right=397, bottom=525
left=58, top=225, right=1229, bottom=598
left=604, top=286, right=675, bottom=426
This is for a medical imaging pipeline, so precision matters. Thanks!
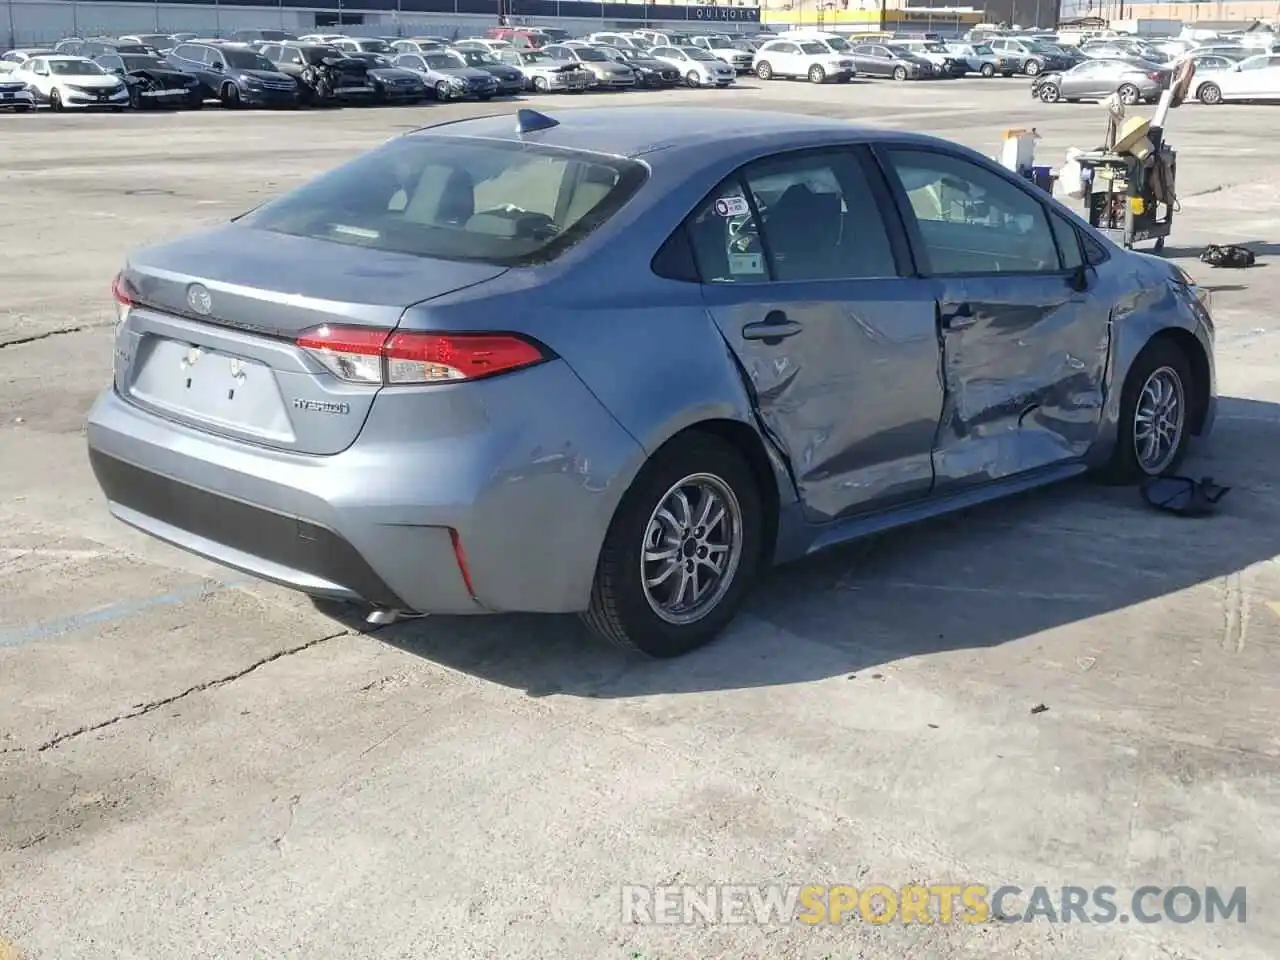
left=113, top=67, right=125, bottom=75
left=1068, top=264, right=1090, bottom=292
left=211, top=60, right=224, bottom=71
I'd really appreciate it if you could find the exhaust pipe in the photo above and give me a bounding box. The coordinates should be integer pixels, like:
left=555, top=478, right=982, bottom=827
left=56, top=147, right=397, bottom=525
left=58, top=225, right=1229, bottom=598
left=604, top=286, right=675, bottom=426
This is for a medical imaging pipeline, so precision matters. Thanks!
left=364, top=608, right=428, bottom=626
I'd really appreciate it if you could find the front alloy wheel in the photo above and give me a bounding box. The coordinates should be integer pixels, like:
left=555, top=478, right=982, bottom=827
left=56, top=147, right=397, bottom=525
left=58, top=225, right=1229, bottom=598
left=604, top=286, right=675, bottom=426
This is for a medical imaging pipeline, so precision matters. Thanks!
left=808, top=64, right=826, bottom=83
left=1133, top=366, right=1187, bottom=475
left=1100, top=339, right=1194, bottom=483
left=582, top=433, right=762, bottom=657
left=1024, top=59, right=1042, bottom=76
left=1039, top=83, right=1061, bottom=103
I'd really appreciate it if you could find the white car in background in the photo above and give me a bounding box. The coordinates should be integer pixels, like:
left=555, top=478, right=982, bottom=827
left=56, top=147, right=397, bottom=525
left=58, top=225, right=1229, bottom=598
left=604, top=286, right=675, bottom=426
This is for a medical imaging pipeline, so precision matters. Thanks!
left=752, top=38, right=855, bottom=83
left=453, top=38, right=513, bottom=55
left=0, top=73, right=36, bottom=110
left=13, top=55, right=131, bottom=109
left=648, top=44, right=735, bottom=87
left=945, top=41, right=1011, bottom=77
left=0, top=48, right=54, bottom=73
left=690, top=35, right=755, bottom=73
left=1195, top=52, right=1280, bottom=104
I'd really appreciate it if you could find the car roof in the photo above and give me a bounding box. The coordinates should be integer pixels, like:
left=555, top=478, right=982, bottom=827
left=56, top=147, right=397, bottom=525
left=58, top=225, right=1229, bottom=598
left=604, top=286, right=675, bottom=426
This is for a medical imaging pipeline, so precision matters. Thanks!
left=42, top=54, right=94, bottom=62
left=411, top=107, right=898, bottom=160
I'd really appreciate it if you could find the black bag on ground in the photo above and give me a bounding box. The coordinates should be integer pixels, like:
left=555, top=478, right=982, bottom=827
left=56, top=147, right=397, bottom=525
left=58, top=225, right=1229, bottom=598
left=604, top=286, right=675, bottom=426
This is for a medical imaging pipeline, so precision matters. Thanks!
left=1199, top=244, right=1257, bottom=268
left=1139, top=476, right=1231, bottom=517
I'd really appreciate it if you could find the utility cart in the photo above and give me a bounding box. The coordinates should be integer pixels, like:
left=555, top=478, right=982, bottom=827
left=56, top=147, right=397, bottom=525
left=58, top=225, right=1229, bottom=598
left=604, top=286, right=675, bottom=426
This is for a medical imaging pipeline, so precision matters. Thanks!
left=1074, top=143, right=1177, bottom=254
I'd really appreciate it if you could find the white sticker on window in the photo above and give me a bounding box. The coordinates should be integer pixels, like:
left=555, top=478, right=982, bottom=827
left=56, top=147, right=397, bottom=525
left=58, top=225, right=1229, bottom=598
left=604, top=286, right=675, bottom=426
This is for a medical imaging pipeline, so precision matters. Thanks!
left=728, top=252, right=764, bottom=275
left=714, top=196, right=751, bottom=218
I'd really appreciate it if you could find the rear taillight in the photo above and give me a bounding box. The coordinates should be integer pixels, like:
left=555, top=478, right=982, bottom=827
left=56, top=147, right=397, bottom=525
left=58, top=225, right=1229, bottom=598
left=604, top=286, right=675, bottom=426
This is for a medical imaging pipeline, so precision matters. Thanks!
left=111, top=272, right=134, bottom=326
left=1149, top=71, right=1161, bottom=81
left=296, top=325, right=550, bottom=385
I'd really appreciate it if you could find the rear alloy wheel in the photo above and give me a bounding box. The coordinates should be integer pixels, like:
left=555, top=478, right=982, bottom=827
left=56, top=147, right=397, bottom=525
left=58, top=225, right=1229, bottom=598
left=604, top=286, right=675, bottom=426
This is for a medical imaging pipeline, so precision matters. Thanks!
left=808, top=64, right=826, bottom=83
left=1038, top=83, right=1061, bottom=103
left=980, top=62, right=995, bottom=77
left=686, top=70, right=702, bottom=87
left=755, top=60, right=772, bottom=80
left=1100, top=339, right=1194, bottom=484
left=1118, top=83, right=1141, bottom=105
left=1198, top=82, right=1222, bottom=105
left=582, top=434, right=763, bottom=658
left=1024, top=59, right=1042, bottom=76
left=892, top=65, right=908, bottom=81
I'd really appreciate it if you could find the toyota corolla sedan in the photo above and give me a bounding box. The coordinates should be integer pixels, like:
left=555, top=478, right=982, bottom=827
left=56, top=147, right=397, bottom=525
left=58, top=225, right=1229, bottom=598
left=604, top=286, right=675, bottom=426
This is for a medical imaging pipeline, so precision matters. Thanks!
left=87, top=108, right=1217, bottom=658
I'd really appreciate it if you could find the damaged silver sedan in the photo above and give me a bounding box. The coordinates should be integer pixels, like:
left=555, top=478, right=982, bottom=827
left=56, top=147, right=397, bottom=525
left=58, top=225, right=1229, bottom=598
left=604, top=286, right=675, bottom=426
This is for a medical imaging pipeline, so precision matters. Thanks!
left=86, top=108, right=1215, bottom=659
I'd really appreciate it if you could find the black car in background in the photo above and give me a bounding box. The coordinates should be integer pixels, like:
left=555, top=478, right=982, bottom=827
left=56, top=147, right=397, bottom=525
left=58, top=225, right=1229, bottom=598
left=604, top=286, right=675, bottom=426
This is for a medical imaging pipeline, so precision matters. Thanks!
left=341, top=52, right=429, bottom=103
left=601, top=46, right=680, bottom=87
left=256, top=42, right=377, bottom=104
left=166, top=41, right=300, bottom=107
left=94, top=51, right=203, bottom=108
left=454, top=48, right=526, bottom=95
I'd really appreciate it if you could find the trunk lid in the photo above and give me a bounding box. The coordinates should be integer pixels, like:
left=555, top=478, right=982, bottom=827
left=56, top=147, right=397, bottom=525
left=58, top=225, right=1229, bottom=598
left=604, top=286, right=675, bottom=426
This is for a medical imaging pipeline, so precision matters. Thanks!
left=117, top=224, right=507, bottom=455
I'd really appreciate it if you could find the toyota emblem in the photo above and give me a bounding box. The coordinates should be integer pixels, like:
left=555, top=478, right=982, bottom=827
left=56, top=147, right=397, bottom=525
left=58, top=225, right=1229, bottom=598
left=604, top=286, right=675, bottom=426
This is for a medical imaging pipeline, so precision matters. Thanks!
left=186, top=283, right=213, bottom=316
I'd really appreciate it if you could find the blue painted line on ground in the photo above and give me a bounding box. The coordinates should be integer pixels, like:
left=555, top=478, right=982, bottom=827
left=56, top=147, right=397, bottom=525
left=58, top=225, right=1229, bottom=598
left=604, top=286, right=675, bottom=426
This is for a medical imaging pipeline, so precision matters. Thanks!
left=0, top=578, right=252, bottom=650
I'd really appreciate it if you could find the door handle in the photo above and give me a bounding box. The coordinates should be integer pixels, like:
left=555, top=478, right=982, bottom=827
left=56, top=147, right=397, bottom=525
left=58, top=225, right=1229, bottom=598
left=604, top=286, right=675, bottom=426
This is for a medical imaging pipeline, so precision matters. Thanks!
left=743, top=312, right=804, bottom=342
left=941, top=303, right=976, bottom=331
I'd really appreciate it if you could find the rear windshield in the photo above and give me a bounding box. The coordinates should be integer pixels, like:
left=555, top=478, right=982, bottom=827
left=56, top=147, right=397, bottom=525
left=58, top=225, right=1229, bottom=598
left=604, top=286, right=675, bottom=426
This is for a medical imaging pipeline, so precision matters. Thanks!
left=239, top=135, right=649, bottom=267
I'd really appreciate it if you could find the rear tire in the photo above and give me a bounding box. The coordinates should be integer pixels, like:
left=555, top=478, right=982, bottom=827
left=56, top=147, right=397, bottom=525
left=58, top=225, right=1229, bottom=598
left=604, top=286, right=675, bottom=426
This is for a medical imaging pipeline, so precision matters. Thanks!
left=1098, top=339, right=1194, bottom=484
left=582, top=433, right=763, bottom=658
left=1118, top=83, right=1141, bottom=105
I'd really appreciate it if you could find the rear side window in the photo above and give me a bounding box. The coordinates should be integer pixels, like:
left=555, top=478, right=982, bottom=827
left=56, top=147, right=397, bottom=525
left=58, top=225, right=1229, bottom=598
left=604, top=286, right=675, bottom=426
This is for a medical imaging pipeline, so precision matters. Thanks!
left=682, top=149, right=898, bottom=283
left=239, top=135, right=648, bottom=267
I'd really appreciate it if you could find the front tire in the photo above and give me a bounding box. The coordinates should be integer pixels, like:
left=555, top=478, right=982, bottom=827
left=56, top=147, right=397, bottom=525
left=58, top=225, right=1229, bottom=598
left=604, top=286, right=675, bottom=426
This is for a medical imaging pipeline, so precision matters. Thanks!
left=755, top=60, right=772, bottom=80
left=582, top=434, right=763, bottom=658
left=1038, top=83, right=1061, bottom=103
left=892, top=65, right=908, bottom=81
left=1099, top=339, right=1194, bottom=484
left=435, top=80, right=452, bottom=101
left=980, top=62, right=995, bottom=77
left=1024, top=59, right=1042, bottom=76
left=49, top=87, right=64, bottom=111
left=808, top=64, right=826, bottom=83
left=532, top=75, right=549, bottom=92
left=686, top=70, right=702, bottom=88
left=1198, top=82, right=1222, bottom=105
left=220, top=82, right=241, bottom=108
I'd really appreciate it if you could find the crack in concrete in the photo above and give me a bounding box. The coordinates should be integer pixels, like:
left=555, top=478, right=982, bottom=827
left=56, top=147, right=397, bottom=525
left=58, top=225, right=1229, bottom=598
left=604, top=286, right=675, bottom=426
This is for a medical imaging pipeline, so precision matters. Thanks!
left=34, top=629, right=354, bottom=753
left=0, top=321, right=115, bottom=350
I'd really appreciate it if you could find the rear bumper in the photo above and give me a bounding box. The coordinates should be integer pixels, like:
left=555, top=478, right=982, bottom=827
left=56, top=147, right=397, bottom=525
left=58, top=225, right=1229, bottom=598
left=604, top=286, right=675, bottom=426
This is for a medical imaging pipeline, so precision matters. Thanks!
left=86, top=359, right=642, bottom=615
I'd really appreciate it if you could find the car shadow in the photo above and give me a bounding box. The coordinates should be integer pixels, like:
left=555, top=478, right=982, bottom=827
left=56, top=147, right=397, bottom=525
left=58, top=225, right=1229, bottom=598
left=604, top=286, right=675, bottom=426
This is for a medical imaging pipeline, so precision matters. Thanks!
left=319, top=395, right=1280, bottom=698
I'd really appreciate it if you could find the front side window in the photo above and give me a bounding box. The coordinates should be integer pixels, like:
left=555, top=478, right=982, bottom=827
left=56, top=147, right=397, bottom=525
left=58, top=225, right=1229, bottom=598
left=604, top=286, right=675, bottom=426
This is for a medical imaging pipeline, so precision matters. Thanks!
left=800, top=43, right=826, bottom=55
left=223, top=48, right=275, bottom=70
left=239, top=136, right=648, bottom=267
left=885, top=148, right=1060, bottom=275
left=425, top=53, right=465, bottom=69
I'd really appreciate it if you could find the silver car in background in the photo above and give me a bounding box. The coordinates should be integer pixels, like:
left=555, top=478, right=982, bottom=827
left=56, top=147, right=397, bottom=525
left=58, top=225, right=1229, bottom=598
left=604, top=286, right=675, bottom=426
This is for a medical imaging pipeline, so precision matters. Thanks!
left=542, top=43, right=636, bottom=88
left=1034, top=57, right=1165, bottom=104
left=496, top=48, right=591, bottom=92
